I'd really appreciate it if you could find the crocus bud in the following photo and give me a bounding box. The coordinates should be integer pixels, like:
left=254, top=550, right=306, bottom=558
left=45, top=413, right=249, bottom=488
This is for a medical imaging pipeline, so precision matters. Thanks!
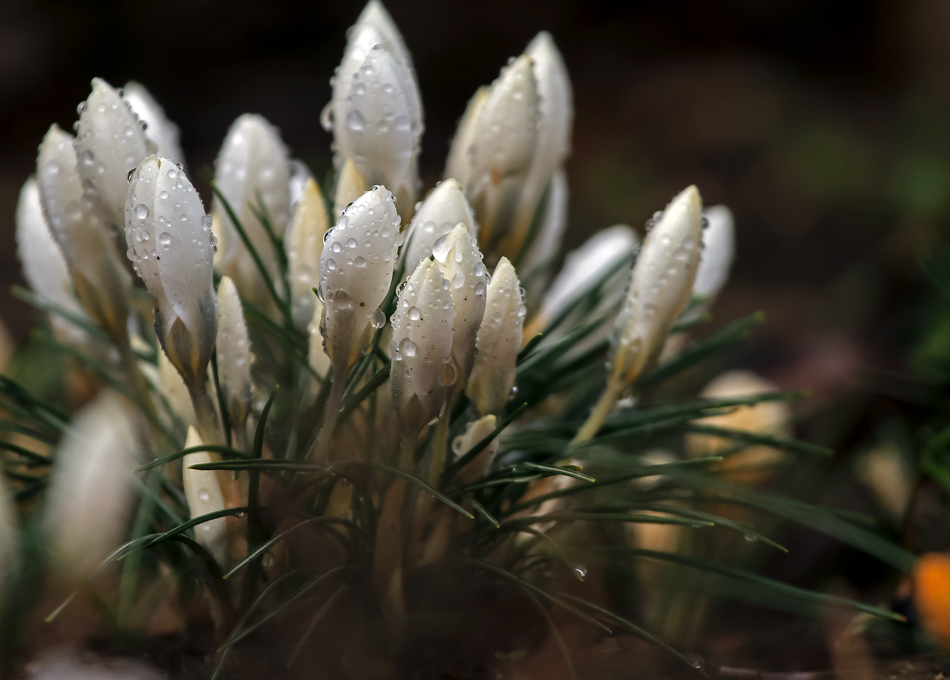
left=43, top=390, right=140, bottom=581
left=288, top=159, right=314, bottom=212
left=334, top=158, right=369, bottom=219
left=444, top=87, right=489, bottom=190
left=402, top=179, right=478, bottom=274
left=500, top=32, right=573, bottom=258
left=122, top=81, right=185, bottom=166
left=520, top=169, right=569, bottom=303
left=36, top=124, right=131, bottom=342
left=432, top=224, right=487, bottom=383
left=610, top=186, right=703, bottom=387
left=465, top=55, right=539, bottom=256
left=308, top=297, right=332, bottom=378
left=126, top=155, right=218, bottom=391
left=287, top=178, right=329, bottom=331
left=331, top=1, right=422, bottom=218
left=74, top=78, right=150, bottom=229
left=0, top=473, right=18, bottom=599
left=15, top=177, right=90, bottom=346
left=525, top=223, right=638, bottom=338
left=692, top=205, right=734, bottom=305
left=466, top=257, right=525, bottom=416
left=157, top=349, right=197, bottom=430
left=182, top=426, right=228, bottom=567
left=216, top=277, right=253, bottom=438
left=320, top=186, right=400, bottom=371
left=453, top=414, right=498, bottom=486
left=390, top=259, right=455, bottom=433
left=213, top=114, right=291, bottom=309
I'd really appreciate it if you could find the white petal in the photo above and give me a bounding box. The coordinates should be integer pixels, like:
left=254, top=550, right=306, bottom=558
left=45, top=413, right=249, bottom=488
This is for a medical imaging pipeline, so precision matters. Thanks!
left=466, top=257, right=525, bottom=415
left=216, top=276, right=252, bottom=430
left=520, top=168, right=569, bottom=302
left=693, top=205, right=735, bottom=302
left=213, top=114, right=291, bottom=309
left=610, top=186, right=703, bottom=385
left=444, top=87, right=488, bottom=190
left=287, top=178, right=330, bottom=331
left=390, top=259, right=454, bottom=432
left=403, top=178, right=477, bottom=273
left=320, top=186, right=400, bottom=369
left=334, top=157, right=368, bottom=219
left=126, top=155, right=217, bottom=386
left=452, top=414, right=498, bottom=486
left=432, top=224, right=487, bottom=383
left=308, top=296, right=332, bottom=378
left=182, top=426, right=229, bottom=567
left=157, top=349, right=197, bottom=429
left=122, top=81, right=185, bottom=165
left=75, top=78, right=149, bottom=229
left=44, top=390, right=141, bottom=580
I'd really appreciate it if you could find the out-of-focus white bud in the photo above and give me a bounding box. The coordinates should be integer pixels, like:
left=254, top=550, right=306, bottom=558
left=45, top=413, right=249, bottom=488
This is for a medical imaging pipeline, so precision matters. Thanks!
left=466, top=257, right=525, bottom=415
left=444, top=86, right=489, bottom=190
left=502, top=32, right=573, bottom=257
left=213, top=114, right=291, bottom=309
left=402, top=179, right=477, bottom=274
left=157, top=349, right=197, bottom=430
left=331, top=1, right=422, bottom=219
left=15, top=177, right=91, bottom=346
left=390, top=259, right=455, bottom=432
left=287, top=178, right=329, bottom=331
left=126, top=156, right=218, bottom=390
left=122, top=81, right=185, bottom=166
left=692, top=205, right=735, bottom=304
left=28, top=650, right=165, bottom=680
left=520, top=169, right=569, bottom=303
left=44, top=390, right=140, bottom=581
left=74, top=78, right=149, bottom=229
left=334, top=158, right=369, bottom=219
left=216, top=277, right=252, bottom=435
left=452, top=414, right=498, bottom=486
left=182, top=426, right=228, bottom=567
left=36, top=124, right=131, bottom=341
left=288, top=159, right=314, bottom=212
left=0, top=473, right=17, bottom=600
left=526, top=223, right=638, bottom=338
left=855, top=442, right=914, bottom=522
left=466, top=55, right=539, bottom=256
left=320, top=186, right=400, bottom=371
left=610, top=186, right=703, bottom=387
left=308, top=297, right=332, bottom=378
left=432, top=224, right=487, bottom=383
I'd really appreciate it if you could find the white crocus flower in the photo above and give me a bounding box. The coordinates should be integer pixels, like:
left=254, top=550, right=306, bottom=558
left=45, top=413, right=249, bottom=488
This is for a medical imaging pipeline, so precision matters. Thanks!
left=402, top=179, right=478, bottom=275
left=216, top=277, right=253, bottom=443
left=287, top=178, right=329, bottom=331
left=331, top=1, right=422, bottom=219
left=0, top=473, right=18, bottom=601
left=122, top=81, right=185, bottom=166
left=213, top=114, right=291, bottom=310
left=308, top=298, right=332, bottom=379
left=464, top=55, right=540, bottom=258
left=692, top=205, right=735, bottom=305
left=432, top=224, right=487, bottom=384
left=36, top=124, right=131, bottom=343
left=74, top=78, right=150, bottom=230
left=390, top=259, right=455, bottom=433
left=466, top=257, right=525, bottom=416
left=444, top=87, right=489, bottom=190
left=334, top=157, right=369, bottom=219
left=126, top=155, right=218, bottom=412
left=520, top=169, right=569, bottom=305
left=610, top=186, right=703, bottom=388
left=452, top=414, right=499, bottom=486
left=157, top=349, right=197, bottom=430
left=182, top=426, right=229, bottom=567
left=44, top=390, right=140, bottom=581
left=15, top=177, right=90, bottom=346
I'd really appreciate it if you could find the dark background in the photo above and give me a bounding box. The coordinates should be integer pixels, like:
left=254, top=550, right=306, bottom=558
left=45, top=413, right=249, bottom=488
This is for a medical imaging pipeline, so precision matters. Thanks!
left=2, top=0, right=950, bottom=396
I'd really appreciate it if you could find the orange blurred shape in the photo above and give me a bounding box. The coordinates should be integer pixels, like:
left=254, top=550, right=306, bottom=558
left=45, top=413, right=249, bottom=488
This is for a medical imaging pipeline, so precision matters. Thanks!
left=914, top=552, right=950, bottom=647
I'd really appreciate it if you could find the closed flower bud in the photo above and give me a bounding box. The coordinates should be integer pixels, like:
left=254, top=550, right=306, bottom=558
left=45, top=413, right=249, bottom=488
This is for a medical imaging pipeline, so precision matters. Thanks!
left=320, top=186, right=400, bottom=371
left=182, top=426, right=229, bottom=567
left=403, top=178, right=477, bottom=274
left=390, top=259, right=455, bottom=433
left=36, top=124, right=131, bottom=342
left=610, top=186, right=703, bottom=387
left=520, top=169, right=569, bottom=304
left=452, top=414, right=498, bottom=486
left=465, top=55, right=540, bottom=255
left=692, top=205, right=735, bottom=305
left=216, top=277, right=253, bottom=436
left=331, top=1, right=422, bottom=219
left=74, top=78, right=150, bottom=229
left=213, top=114, right=291, bottom=309
left=157, top=349, right=197, bottom=430
left=466, top=257, right=525, bottom=415
left=432, top=224, right=487, bottom=383
left=444, top=86, right=489, bottom=189
left=15, top=177, right=91, bottom=346
left=308, top=297, right=332, bottom=378
left=126, top=155, right=218, bottom=391
left=122, top=81, right=185, bottom=166
left=334, top=158, right=369, bottom=219
left=287, top=178, right=330, bottom=331
left=44, top=390, right=141, bottom=581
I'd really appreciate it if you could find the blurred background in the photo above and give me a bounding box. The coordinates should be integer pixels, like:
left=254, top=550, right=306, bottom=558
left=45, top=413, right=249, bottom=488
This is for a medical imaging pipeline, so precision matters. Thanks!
left=1, top=0, right=950, bottom=404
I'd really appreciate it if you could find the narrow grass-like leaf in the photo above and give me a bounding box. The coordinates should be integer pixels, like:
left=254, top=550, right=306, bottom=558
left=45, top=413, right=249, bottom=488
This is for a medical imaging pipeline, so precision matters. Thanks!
left=136, top=444, right=249, bottom=472
left=443, top=403, right=528, bottom=482
left=338, top=361, right=391, bottom=423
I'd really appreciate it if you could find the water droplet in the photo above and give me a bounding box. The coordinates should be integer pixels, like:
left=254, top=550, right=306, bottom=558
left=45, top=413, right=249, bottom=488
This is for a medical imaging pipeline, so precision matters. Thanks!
left=126, top=246, right=135, bottom=260
left=474, top=282, right=486, bottom=296
left=573, top=564, right=587, bottom=579
left=134, top=203, right=148, bottom=220
left=197, top=489, right=210, bottom=502
left=399, top=338, right=416, bottom=357
left=442, top=363, right=457, bottom=386
left=326, top=258, right=337, bottom=271
left=347, top=110, right=364, bottom=131
left=683, top=654, right=704, bottom=670
left=167, top=167, right=178, bottom=179
left=452, top=269, right=465, bottom=289
left=354, top=256, right=366, bottom=267
left=371, top=307, right=386, bottom=329
left=346, top=237, right=357, bottom=249
left=262, top=553, right=275, bottom=568
left=159, top=232, right=172, bottom=249
left=743, top=533, right=758, bottom=542
left=331, top=241, right=342, bottom=253
left=319, top=102, right=333, bottom=131
left=333, top=290, right=351, bottom=309
left=160, top=190, right=169, bottom=200
left=76, top=101, right=86, bottom=116
left=474, top=262, right=485, bottom=277
left=80, top=149, right=94, bottom=166
left=127, top=168, right=135, bottom=182
left=408, top=306, right=421, bottom=321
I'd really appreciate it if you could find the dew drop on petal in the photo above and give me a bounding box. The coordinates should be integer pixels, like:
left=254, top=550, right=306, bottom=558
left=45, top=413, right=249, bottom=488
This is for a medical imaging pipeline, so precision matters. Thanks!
left=371, top=308, right=386, bottom=329
left=399, top=338, right=416, bottom=357
left=159, top=232, right=172, bottom=249
left=135, top=203, right=149, bottom=220
left=408, top=307, right=421, bottom=321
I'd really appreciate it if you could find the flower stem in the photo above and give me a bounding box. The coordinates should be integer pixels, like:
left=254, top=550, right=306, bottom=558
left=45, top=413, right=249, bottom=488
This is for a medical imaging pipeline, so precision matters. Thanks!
left=312, top=365, right=348, bottom=462
left=571, top=379, right=625, bottom=444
